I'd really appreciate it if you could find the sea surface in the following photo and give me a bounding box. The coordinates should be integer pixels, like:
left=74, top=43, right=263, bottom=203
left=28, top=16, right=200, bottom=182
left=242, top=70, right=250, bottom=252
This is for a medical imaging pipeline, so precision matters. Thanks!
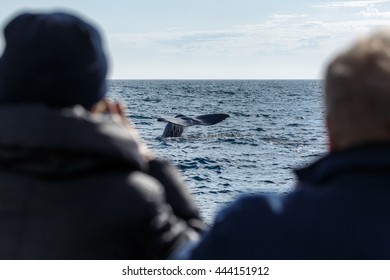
left=107, top=80, right=327, bottom=223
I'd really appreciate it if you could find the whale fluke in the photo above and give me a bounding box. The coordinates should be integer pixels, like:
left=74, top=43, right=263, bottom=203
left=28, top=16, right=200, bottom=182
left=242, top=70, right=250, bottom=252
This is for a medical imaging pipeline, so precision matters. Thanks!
left=158, top=113, right=229, bottom=137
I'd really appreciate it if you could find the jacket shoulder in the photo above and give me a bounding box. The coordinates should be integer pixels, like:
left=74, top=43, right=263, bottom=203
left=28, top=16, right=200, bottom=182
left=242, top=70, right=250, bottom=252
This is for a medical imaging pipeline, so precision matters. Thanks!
left=189, top=194, right=303, bottom=259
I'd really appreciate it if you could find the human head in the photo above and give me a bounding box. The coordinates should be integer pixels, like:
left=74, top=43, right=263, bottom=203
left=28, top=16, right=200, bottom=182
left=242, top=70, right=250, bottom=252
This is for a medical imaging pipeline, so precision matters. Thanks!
left=0, top=11, right=107, bottom=109
left=325, top=29, right=390, bottom=151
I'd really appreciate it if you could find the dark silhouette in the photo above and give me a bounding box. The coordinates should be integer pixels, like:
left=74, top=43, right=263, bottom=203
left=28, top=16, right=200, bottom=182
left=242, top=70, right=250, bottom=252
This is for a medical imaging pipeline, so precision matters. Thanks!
left=0, top=11, right=205, bottom=259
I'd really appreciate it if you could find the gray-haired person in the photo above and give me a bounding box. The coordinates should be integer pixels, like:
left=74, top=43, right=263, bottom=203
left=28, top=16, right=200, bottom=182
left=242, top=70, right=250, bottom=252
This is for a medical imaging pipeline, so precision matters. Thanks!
left=186, top=29, right=390, bottom=259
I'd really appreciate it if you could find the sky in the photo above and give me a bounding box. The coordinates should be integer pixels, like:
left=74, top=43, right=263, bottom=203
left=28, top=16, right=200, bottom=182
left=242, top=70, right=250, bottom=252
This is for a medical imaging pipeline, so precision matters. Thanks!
left=2, top=1, right=390, bottom=79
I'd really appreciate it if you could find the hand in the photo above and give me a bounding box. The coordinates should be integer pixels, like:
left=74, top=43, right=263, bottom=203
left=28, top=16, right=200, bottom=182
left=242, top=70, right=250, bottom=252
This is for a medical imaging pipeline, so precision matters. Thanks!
left=91, top=99, right=155, bottom=161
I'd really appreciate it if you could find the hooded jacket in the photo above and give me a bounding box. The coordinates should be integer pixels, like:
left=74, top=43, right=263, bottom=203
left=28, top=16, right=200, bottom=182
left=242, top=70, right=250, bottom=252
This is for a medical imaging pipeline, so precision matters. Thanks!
left=0, top=104, right=202, bottom=259
left=189, top=144, right=390, bottom=259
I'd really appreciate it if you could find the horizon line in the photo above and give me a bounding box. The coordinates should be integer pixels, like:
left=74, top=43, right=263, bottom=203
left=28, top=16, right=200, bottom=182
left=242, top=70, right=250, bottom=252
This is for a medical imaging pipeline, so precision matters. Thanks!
left=107, top=78, right=323, bottom=81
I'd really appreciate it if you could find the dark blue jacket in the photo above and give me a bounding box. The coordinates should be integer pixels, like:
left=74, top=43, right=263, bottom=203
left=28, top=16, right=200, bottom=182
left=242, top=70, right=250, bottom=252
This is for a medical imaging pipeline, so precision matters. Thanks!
left=189, top=144, right=390, bottom=259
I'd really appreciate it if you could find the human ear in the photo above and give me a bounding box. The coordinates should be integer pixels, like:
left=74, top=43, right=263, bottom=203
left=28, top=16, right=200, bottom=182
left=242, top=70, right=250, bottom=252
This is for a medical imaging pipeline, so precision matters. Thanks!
left=326, top=115, right=336, bottom=152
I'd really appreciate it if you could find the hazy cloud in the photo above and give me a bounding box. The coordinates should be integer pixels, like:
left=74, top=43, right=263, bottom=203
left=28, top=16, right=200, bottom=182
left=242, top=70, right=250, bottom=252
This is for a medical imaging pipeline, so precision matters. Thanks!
left=107, top=2, right=390, bottom=78
left=359, top=2, right=390, bottom=17
left=313, top=1, right=390, bottom=8
left=108, top=9, right=390, bottom=60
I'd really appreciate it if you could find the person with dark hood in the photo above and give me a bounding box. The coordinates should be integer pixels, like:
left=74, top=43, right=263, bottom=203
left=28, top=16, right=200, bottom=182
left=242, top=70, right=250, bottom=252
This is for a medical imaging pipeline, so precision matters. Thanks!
left=0, top=11, right=204, bottom=259
left=183, top=29, right=390, bottom=259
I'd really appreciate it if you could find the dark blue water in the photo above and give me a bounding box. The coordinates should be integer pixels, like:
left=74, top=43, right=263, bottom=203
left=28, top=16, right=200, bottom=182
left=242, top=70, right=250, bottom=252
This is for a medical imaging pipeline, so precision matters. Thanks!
left=107, top=80, right=327, bottom=223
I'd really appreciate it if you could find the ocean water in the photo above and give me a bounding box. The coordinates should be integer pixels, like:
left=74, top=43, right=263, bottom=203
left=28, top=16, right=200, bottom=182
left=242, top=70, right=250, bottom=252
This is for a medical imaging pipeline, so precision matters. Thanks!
left=107, top=80, right=328, bottom=223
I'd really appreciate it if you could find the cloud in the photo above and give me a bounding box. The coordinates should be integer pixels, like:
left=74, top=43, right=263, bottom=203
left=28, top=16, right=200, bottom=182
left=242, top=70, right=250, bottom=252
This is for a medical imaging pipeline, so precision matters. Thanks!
left=108, top=9, right=390, bottom=61
left=270, top=14, right=307, bottom=21
left=359, top=2, right=390, bottom=17
left=107, top=7, right=390, bottom=78
left=313, top=0, right=390, bottom=18
left=313, top=1, right=390, bottom=8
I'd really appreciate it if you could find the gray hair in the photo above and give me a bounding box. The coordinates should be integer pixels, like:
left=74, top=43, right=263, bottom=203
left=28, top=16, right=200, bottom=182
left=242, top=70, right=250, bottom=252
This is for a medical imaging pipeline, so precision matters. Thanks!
left=325, top=29, right=390, bottom=149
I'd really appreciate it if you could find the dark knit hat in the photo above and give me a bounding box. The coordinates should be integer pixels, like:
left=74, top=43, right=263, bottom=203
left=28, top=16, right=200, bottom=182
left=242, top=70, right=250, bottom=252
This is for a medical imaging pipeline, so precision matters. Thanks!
left=0, top=12, right=108, bottom=108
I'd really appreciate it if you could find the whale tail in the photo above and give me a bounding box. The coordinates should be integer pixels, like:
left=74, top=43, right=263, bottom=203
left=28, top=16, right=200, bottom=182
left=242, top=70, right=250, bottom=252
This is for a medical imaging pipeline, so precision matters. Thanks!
left=160, top=122, right=185, bottom=138
left=192, top=113, right=230, bottom=126
left=158, top=113, right=229, bottom=137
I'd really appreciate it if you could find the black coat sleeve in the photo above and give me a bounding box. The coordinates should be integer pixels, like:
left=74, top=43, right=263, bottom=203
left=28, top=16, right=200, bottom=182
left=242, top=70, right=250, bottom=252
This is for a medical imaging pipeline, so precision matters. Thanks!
left=147, top=159, right=207, bottom=232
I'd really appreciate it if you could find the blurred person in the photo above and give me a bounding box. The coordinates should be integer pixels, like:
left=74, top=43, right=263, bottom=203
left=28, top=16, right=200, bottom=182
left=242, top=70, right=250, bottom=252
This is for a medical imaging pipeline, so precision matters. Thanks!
left=0, top=11, right=204, bottom=259
left=185, top=29, right=390, bottom=259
